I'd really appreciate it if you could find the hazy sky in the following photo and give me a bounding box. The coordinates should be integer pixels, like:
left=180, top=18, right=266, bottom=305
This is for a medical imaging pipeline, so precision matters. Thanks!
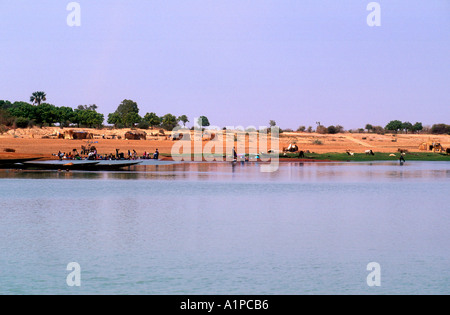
left=0, top=0, right=449, bottom=129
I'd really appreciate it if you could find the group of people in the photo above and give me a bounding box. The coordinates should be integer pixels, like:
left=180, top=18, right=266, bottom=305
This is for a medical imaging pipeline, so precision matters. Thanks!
left=123, top=148, right=160, bottom=160
left=55, top=151, right=82, bottom=161
left=142, top=149, right=159, bottom=160
left=55, top=148, right=160, bottom=161
left=114, top=148, right=160, bottom=160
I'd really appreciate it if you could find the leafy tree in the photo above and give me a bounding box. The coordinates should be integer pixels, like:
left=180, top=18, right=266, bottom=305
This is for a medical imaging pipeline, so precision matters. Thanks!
left=123, top=112, right=142, bottom=128
left=385, top=120, right=403, bottom=133
left=30, top=91, right=47, bottom=106
left=296, top=126, right=306, bottom=132
left=34, top=103, right=58, bottom=126
left=269, top=120, right=276, bottom=127
left=412, top=122, right=423, bottom=133
left=178, top=115, right=189, bottom=127
left=56, top=106, right=74, bottom=127
left=197, top=116, right=210, bottom=127
left=112, top=99, right=139, bottom=127
left=87, top=111, right=104, bottom=128
left=0, top=100, right=12, bottom=110
left=365, top=124, right=373, bottom=133
left=372, top=126, right=385, bottom=134
left=0, top=108, right=13, bottom=126
left=107, top=113, right=122, bottom=128
left=74, top=106, right=104, bottom=128
left=143, top=112, right=161, bottom=127
left=431, top=124, right=450, bottom=135
left=15, top=117, right=31, bottom=128
left=8, top=102, right=36, bottom=120
left=3, top=100, right=108, bottom=129
left=160, top=113, right=179, bottom=131
left=307, top=126, right=313, bottom=133
left=326, top=125, right=337, bottom=134
left=77, top=104, right=98, bottom=111
left=137, top=120, right=150, bottom=129
left=402, top=121, right=413, bottom=134
left=316, top=125, right=328, bottom=134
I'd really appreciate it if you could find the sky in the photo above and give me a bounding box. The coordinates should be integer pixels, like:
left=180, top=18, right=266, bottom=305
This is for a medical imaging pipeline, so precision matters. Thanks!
left=0, top=0, right=449, bottom=129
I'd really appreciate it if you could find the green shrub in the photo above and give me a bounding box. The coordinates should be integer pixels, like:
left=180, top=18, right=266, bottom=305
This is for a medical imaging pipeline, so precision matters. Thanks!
left=431, top=124, right=450, bottom=135
left=15, top=117, right=30, bottom=128
left=327, top=125, right=338, bottom=134
left=312, top=139, right=323, bottom=145
left=137, top=120, right=150, bottom=129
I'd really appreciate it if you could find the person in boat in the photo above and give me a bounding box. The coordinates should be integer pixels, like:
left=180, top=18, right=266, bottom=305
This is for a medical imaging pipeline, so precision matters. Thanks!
left=399, top=153, right=406, bottom=164
left=153, top=148, right=159, bottom=160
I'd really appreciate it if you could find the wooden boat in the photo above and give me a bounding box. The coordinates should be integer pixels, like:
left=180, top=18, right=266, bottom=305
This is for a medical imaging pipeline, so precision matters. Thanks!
left=20, top=161, right=141, bottom=171
left=0, top=158, right=41, bottom=165
left=81, top=161, right=141, bottom=171
left=0, top=158, right=43, bottom=169
left=21, top=161, right=100, bottom=170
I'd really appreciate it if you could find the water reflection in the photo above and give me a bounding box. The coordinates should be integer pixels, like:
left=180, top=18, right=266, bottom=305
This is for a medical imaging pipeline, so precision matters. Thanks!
left=0, top=161, right=449, bottom=295
left=0, top=161, right=449, bottom=182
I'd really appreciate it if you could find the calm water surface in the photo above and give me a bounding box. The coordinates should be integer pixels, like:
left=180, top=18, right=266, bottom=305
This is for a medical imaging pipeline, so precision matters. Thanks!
left=0, top=161, right=449, bottom=294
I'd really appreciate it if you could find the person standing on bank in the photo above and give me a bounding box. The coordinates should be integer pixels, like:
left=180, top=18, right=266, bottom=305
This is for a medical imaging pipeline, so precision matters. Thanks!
left=232, top=147, right=237, bottom=161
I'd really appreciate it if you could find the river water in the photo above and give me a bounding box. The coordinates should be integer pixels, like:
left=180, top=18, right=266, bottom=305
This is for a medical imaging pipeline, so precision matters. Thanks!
left=0, top=161, right=448, bottom=294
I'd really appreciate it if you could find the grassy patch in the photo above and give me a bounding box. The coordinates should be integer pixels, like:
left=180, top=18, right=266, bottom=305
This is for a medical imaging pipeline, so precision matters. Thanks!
left=280, top=152, right=450, bottom=162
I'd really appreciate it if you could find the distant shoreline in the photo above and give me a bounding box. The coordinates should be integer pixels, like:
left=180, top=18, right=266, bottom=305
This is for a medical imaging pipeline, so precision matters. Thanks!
left=0, top=127, right=449, bottom=163
left=1, top=152, right=449, bottom=164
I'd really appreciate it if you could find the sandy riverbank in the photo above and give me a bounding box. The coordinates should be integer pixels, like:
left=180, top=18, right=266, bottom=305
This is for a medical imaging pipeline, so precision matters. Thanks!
left=0, top=127, right=449, bottom=160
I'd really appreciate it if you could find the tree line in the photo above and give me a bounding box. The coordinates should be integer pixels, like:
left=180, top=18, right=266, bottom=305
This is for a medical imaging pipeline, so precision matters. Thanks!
left=1, top=92, right=448, bottom=135
left=0, top=100, right=104, bottom=129
left=291, top=121, right=448, bottom=135
left=105, top=99, right=205, bottom=131
left=0, top=92, right=208, bottom=132
left=362, top=121, right=447, bottom=135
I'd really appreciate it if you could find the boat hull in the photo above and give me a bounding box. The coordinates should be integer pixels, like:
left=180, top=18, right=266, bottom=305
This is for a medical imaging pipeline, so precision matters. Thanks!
left=18, top=161, right=141, bottom=171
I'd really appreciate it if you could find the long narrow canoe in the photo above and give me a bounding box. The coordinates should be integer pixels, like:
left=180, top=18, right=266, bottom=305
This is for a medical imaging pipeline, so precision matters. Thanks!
left=0, top=158, right=42, bottom=165
left=81, top=161, right=141, bottom=171
left=19, top=161, right=141, bottom=171
left=21, top=161, right=100, bottom=170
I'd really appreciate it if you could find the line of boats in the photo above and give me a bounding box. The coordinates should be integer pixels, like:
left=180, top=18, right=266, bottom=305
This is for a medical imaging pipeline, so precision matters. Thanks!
left=0, top=158, right=141, bottom=171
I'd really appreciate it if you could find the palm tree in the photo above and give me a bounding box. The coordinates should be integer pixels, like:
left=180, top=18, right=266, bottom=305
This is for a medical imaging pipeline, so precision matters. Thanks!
left=30, top=91, right=47, bottom=106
